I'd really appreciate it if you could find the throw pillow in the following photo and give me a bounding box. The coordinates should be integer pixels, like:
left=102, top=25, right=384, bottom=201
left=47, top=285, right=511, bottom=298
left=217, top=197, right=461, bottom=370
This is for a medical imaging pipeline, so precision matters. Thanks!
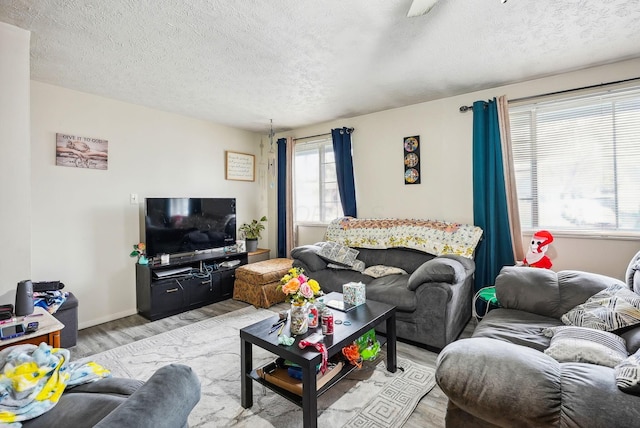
left=616, top=349, right=640, bottom=395
left=543, top=325, right=628, bottom=368
left=316, top=242, right=360, bottom=267
left=363, top=265, right=408, bottom=278
left=327, top=260, right=366, bottom=273
left=561, top=284, right=640, bottom=332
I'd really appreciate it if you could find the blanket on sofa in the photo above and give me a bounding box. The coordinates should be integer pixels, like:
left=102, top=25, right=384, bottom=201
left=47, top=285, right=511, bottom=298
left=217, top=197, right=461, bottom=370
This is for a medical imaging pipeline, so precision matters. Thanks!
left=0, top=343, right=110, bottom=426
left=325, top=217, right=483, bottom=258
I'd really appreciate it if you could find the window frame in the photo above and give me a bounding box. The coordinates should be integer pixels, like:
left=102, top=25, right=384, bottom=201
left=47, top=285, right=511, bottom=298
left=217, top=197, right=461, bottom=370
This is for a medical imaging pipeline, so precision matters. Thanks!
left=293, top=137, right=343, bottom=225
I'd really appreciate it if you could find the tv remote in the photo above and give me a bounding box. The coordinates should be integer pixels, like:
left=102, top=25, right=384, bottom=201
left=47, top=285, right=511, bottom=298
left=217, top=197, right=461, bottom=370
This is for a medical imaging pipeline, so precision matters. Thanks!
left=25, top=321, right=39, bottom=334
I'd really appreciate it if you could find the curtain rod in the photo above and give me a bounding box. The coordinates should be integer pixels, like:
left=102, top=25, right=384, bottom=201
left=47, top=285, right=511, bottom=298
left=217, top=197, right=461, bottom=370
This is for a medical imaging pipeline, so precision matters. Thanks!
left=293, top=132, right=331, bottom=141
left=458, top=76, right=640, bottom=112
left=292, top=127, right=354, bottom=142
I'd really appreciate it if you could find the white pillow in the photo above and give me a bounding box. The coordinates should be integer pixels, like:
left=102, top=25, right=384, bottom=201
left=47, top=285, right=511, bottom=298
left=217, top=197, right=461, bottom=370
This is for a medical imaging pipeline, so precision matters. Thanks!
left=363, top=265, right=408, bottom=278
left=543, top=325, right=628, bottom=367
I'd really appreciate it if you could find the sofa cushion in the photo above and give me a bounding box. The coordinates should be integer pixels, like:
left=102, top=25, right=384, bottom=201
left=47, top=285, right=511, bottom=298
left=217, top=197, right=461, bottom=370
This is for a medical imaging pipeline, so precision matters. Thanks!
left=620, top=325, right=640, bottom=354
left=615, top=348, right=640, bottom=395
left=407, top=257, right=465, bottom=290
left=561, top=284, right=640, bottom=332
left=472, top=308, right=562, bottom=352
left=316, top=242, right=359, bottom=267
left=363, top=265, right=407, bottom=278
left=365, top=275, right=417, bottom=312
left=355, top=247, right=435, bottom=274
left=495, top=267, right=624, bottom=319
left=495, top=267, right=561, bottom=317
left=543, top=326, right=628, bottom=368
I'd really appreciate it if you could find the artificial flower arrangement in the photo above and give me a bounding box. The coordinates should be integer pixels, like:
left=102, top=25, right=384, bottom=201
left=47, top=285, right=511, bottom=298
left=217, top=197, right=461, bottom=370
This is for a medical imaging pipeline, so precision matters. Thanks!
left=279, top=267, right=323, bottom=304
left=129, top=242, right=148, bottom=265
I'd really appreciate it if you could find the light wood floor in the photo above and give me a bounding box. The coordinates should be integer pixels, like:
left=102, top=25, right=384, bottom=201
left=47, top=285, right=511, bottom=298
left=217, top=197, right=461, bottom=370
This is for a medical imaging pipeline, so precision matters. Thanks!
left=71, top=299, right=476, bottom=428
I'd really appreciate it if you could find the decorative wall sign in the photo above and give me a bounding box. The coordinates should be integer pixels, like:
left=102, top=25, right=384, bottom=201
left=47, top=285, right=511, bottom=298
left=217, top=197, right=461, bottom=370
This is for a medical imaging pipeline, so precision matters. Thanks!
left=225, top=151, right=255, bottom=181
left=403, top=135, right=420, bottom=184
left=56, top=133, right=108, bottom=170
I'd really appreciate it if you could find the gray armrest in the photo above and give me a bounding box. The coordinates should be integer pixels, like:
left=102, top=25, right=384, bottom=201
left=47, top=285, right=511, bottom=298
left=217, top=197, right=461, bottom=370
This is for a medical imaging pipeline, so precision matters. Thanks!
left=407, top=257, right=466, bottom=291
left=290, top=244, right=328, bottom=271
left=95, top=364, right=200, bottom=428
left=437, top=338, right=562, bottom=427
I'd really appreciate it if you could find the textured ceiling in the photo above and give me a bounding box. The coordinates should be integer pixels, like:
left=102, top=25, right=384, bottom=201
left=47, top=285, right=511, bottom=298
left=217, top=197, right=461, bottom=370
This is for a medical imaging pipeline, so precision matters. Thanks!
left=2, top=0, right=640, bottom=133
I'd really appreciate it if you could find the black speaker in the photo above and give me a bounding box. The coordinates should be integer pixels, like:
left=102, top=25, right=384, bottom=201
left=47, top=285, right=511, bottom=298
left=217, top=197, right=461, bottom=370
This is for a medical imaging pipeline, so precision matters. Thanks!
left=15, top=280, right=34, bottom=317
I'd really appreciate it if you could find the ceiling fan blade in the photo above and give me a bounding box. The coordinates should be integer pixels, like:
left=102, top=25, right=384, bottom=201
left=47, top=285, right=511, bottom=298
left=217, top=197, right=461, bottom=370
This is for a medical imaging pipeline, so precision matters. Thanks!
left=407, top=0, right=440, bottom=17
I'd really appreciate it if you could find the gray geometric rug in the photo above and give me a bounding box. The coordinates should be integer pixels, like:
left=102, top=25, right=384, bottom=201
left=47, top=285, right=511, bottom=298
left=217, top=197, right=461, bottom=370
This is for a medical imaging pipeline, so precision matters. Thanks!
left=80, top=306, right=435, bottom=427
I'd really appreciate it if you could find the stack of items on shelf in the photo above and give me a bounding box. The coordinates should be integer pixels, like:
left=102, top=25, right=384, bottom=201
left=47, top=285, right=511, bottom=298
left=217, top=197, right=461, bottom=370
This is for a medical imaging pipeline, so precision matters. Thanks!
left=257, top=357, right=344, bottom=396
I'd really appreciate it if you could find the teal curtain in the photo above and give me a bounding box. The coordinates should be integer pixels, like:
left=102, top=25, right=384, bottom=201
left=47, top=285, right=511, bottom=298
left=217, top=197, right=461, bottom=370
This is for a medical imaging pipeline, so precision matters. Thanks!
left=473, top=99, right=515, bottom=291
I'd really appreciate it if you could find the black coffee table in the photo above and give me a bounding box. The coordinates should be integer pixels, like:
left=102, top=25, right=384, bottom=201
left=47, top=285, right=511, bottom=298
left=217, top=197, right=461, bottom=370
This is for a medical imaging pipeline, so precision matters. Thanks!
left=240, top=292, right=397, bottom=428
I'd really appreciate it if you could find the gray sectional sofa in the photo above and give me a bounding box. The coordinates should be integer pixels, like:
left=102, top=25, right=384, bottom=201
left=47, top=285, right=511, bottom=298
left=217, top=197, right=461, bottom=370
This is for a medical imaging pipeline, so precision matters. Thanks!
left=24, top=364, right=200, bottom=428
left=291, top=243, right=476, bottom=350
left=436, top=264, right=640, bottom=427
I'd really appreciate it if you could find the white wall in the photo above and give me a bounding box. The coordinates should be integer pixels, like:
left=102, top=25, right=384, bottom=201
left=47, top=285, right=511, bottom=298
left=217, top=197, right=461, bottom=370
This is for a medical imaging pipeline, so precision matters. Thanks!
left=30, top=82, right=264, bottom=327
left=283, top=58, right=640, bottom=280
left=0, top=23, right=31, bottom=303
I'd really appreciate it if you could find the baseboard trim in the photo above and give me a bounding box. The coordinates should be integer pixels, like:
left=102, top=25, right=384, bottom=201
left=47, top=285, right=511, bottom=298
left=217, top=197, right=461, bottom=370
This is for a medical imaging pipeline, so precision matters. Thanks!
left=78, top=308, right=138, bottom=330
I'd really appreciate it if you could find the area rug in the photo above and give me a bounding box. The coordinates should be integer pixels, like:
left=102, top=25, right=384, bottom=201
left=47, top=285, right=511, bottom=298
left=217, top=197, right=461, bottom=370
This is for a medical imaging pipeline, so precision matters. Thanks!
left=79, top=306, right=435, bottom=427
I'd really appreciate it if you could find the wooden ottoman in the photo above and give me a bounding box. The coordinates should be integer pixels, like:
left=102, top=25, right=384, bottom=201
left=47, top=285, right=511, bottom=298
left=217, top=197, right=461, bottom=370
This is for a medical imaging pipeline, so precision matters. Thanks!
left=233, top=258, right=293, bottom=308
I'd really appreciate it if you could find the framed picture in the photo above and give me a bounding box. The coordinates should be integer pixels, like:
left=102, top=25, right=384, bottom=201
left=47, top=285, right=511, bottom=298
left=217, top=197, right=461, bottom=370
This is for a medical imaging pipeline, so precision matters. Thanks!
left=225, top=151, right=255, bottom=181
left=56, top=133, right=109, bottom=170
left=403, top=135, right=421, bottom=185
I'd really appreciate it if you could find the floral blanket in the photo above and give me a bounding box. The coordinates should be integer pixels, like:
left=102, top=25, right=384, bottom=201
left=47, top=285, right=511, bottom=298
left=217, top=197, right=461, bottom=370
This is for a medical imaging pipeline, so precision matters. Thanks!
left=0, top=343, right=110, bottom=426
left=325, top=217, right=483, bottom=258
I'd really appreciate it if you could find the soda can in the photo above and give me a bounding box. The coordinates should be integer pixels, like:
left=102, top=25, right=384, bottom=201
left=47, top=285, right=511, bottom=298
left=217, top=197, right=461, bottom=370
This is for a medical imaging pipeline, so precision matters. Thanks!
left=321, top=309, right=334, bottom=335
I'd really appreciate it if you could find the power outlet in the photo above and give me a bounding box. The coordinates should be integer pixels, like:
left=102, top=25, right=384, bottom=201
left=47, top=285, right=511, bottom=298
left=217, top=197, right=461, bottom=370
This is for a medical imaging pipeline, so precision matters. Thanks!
left=130, top=193, right=139, bottom=204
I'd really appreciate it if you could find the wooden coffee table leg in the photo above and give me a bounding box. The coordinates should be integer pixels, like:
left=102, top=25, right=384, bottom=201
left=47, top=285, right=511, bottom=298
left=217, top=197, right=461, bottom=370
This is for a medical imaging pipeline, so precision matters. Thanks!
left=386, top=312, right=397, bottom=373
left=240, top=338, right=253, bottom=408
left=302, top=360, right=318, bottom=428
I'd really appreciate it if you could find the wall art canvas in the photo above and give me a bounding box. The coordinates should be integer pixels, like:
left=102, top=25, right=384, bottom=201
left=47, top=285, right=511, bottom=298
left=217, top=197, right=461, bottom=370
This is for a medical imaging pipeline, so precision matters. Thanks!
left=403, top=135, right=421, bottom=185
left=225, top=151, right=255, bottom=181
left=56, top=133, right=108, bottom=170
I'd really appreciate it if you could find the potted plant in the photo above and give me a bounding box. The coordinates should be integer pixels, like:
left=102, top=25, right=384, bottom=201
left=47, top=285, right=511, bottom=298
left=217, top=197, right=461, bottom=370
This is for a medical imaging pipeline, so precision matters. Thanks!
left=239, top=216, right=267, bottom=252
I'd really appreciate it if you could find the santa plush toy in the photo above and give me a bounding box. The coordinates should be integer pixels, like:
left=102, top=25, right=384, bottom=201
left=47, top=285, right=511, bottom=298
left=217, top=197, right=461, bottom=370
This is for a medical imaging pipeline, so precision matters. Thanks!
left=523, top=230, right=554, bottom=269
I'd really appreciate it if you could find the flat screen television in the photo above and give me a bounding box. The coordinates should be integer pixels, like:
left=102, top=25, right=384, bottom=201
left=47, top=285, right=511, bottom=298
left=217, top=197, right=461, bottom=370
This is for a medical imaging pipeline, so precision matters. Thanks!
left=143, top=197, right=236, bottom=258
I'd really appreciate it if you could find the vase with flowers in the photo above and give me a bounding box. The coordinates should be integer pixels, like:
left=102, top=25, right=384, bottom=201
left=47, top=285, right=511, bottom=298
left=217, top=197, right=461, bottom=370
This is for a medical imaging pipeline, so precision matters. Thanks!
left=129, top=242, right=148, bottom=265
left=279, top=267, right=323, bottom=335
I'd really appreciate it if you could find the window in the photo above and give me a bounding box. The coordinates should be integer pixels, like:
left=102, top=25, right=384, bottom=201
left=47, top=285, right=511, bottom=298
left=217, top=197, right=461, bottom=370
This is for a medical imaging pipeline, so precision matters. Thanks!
left=510, top=87, right=640, bottom=234
left=294, top=137, right=342, bottom=223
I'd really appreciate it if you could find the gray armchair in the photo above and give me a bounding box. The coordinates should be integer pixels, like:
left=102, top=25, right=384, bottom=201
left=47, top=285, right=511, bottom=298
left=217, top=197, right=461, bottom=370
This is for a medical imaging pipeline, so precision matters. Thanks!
left=436, top=265, right=640, bottom=427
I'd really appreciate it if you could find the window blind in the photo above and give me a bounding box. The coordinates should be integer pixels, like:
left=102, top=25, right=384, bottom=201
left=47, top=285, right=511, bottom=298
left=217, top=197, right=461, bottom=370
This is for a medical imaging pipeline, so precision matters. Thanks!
left=509, top=87, right=640, bottom=234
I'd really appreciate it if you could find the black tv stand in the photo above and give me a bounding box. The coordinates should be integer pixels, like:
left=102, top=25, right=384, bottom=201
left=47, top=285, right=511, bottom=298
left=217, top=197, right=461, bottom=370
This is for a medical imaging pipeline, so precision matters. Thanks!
left=135, top=251, right=248, bottom=321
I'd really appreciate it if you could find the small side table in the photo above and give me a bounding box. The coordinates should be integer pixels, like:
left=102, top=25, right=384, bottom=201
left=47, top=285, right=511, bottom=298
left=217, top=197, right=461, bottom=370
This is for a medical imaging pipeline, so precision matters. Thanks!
left=248, top=248, right=270, bottom=264
left=0, top=306, right=65, bottom=351
left=472, top=286, right=501, bottom=321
